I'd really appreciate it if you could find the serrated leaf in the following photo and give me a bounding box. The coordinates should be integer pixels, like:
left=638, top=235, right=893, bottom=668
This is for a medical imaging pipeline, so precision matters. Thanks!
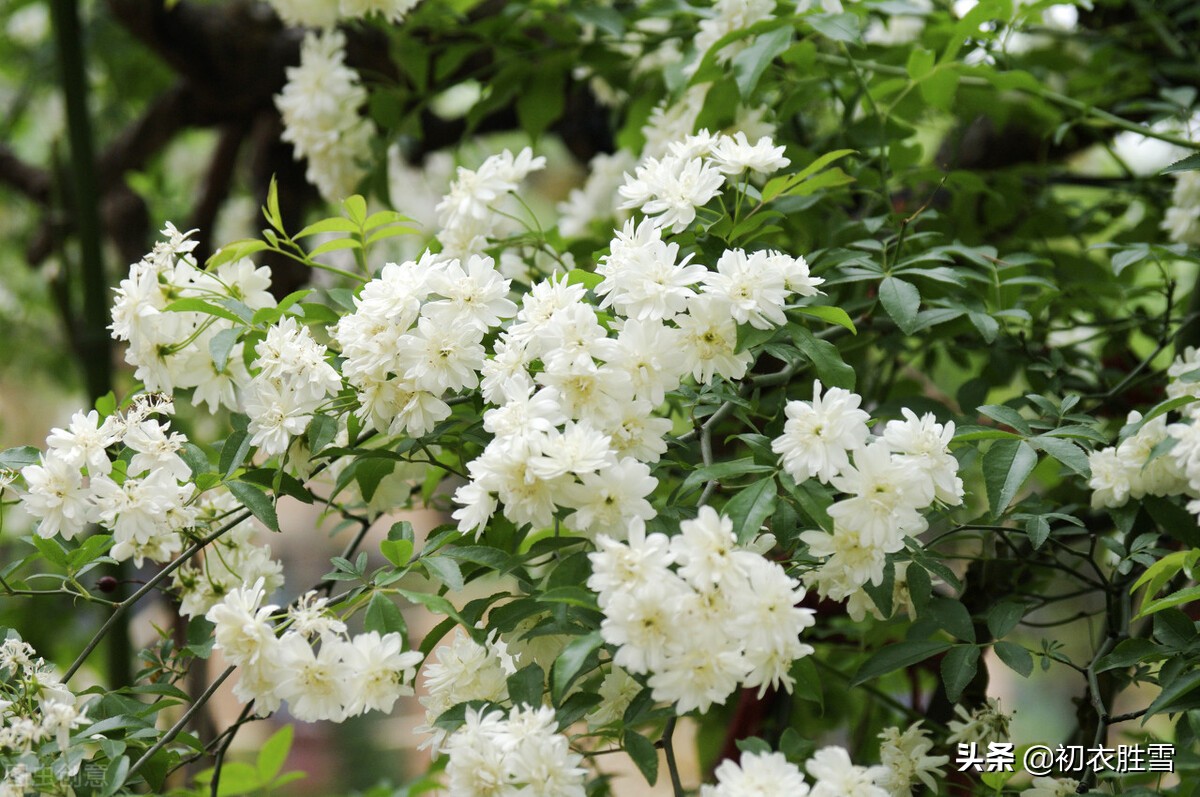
left=226, top=480, right=279, bottom=531
left=724, top=477, right=777, bottom=544
left=993, top=641, right=1033, bottom=677
left=552, top=632, right=603, bottom=703
left=364, top=592, right=408, bottom=640
left=1095, top=638, right=1162, bottom=673
left=423, top=555, right=465, bottom=592
left=1163, top=152, right=1200, bottom=174
left=792, top=326, right=855, bottom=389
left=983, top=439, right=1037, bottom=517
left=987, top=601, right=1025, bottom=639
left=1033, top=436, right=1091, bottom=477
left=879, top=277, right=920, bottom=334
left=941, top=645, right=979, bottom=702
left=508, top=663, right=545, bottom=709
left=381, top=538, right=414, bottom=568
left=1025, top=515, right=1051, bottom=549
left=624, top=730, right=659, bottom=786
left=930, top=597, right=975, bottom=642
left=853, top=640, right=952, bottom=685
left=1145, top=668, right=1200, bottom=721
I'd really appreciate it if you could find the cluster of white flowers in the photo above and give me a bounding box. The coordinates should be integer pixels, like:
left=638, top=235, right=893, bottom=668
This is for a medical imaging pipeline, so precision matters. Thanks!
left=702, top=741, right=934, bottom=797
left=693, top=0, right=776, bottom=67
left=20, top=399, right=205, bottom=565
left=618, top=131, right=789, bottom=233
left=772, top=384, right=963, bottom=610
left=557, top=150, right=637, bottom=238
left=875, top=722, right=948, bottom=796
left=267, top=0, right=420, bottom=29
left=1089, top=351, right=1200, bottom=513
left=333, top=250, right=515, bottom=438
left=276, top=30, right=374, bottom=202
left=443, top=705, right=587, bottom=797
left=205, top=580, right=421, bottom=722
left=1024, top=776, right=1081, bottom=797
left=171, top=492, right=284, bottom=618
left=0, top=637, right=93, bottom=791
left=245, top=316, right=342, bottom=457
left=588, top=509, right=815, bottom=714
left=436, top=147, right=548, bottom=257
left=109, top=224, right=273, bottom=410
left=416, top=628, right=514, bottom=753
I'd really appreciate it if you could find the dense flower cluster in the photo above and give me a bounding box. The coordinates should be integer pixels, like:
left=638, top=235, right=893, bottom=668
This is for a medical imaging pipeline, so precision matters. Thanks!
left=772, top=384, right=963, bottom=615
left=443, top=705, right=587, bottom=797
left=267, top=0, right=420, bottom=29
left=0, top=637, right=93, bottom=795
left=588, top=509, right=815, bottom=713
left=206, top=580, right=421, bottom=721
left=276, top=30, right=374, bottom=202
left=109, top=224, right=273, bottom=407
left=1089, top=353, right=1199, bottom=512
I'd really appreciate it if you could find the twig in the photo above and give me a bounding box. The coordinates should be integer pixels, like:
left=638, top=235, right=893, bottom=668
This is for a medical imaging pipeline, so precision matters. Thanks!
left=126, top=666, right=235, bottom=780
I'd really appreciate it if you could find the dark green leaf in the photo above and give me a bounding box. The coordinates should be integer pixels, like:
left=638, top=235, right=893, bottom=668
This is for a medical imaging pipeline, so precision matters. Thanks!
left=879, top=277, right=921, bottom=334
left=364, top=593, right=408, bottom=640
left=507, top=663, right=545, bottom=709
left=552, top=632, right=603, bottom=703
left=941, top=645, right=980, bottom=701
left=853, top=640, right=952, bottom=685
left=929, top=597, right=975, bottom=642
left=791, top=326, right=855, bottom=389
left=987, top=601, right=1025, bottom=639
left=724, top=477, right=777, bottom=544
left=624, top=730, right=659, bottom=786
left=993, top=641, right=1033, bottom=678
left=226, top=480, right=279, bottom=531
left=983, top=439, right=1037, bottom=517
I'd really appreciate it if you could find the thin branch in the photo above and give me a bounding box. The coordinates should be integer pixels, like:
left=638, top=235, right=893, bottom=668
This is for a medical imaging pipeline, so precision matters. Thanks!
left=127, top=666, right=235, bottom=779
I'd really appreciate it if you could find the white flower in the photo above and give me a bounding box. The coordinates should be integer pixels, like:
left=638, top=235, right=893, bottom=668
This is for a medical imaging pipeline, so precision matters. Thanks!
left=677, top=294, right=753, bottom=384
left=596, top=218, right=708, bottom=322
left=619, top=154, right=726, bottom=232
left=20, top=452, right=93, bottom=541
left=703, top=248, right=790, bottom=330
left=946, top=698, right=1012, bottom=746
left=1024, top=776, right=1081, bottom=797
left=45, top=410, right=119, bottom=475
left=340, top=631, right=422, bottom=716
left=672, top=506, right=743, bottom=587
left=702, top=751, right=810, bottom=797
left=561, top=457, right=658, bottom=538
left=772, top=380, right=871, bottom=484
left=206, top=578, right=280, bottom=669
left=882, top=408, right=964, bottom=506
left=274, top=633, right=354, bottom=722
left=876, top=722, right=948, bottom=795
left=828, top=442, right=929, bottom=548
left=709, top=132, right=790, bottom=176
left=806, top=746, right=889, bottom=797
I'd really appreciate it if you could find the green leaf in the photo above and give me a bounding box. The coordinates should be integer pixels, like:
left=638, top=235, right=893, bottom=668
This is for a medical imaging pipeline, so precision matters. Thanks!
left=919, top=67, right=960, bottom=110
left=977, top=404, right=1030, bottom=434
left=791, top=326, right=855, bottom=389
left=256, top=725, right=293, bottom=783
left=220, top=430, right=252, bottom=478
left=993, top=641, right=1033, bottom=677
left=677, top=457, right=775, bottom=498
left=929, top=597, right=975, bottom=642
left=364, top=592, right=408, bottom=639
left=906, top=48, right=935, bottom=80
left=226, top=480, right=279, bottom=531
left=381, top=538, right=414, bottom=568
left=1146, top=668, right=1200, bottom=721
left=101, top=755, right=130, bottom=797
left=879, top=277, right=920, bottom=334
left=342, top=195, right=368, bottom=225
left=794, top=305, right=856, bottom=334
left=1024, top=515, right=1051, bottom=549
left=0, top=445, right=40, bottom=471
left=941, top=645, right=980, bottom=702
left=987, top=601, right=1025, bottom=639
left=762, top=149, right=856, bottom=203
left=731, top=24, right=792, bottom=97
left=624, top=730, right=659, bottom=786
left=807, top=12, right=861, bottom=42
left=1137, top=585, right=1200, bottom=620
left=423, top=555, right=465, bottom=592
left=852, top=640, right=952, bottom=685
left=1032, top=436, right=1090, bottom=477
left=1095, top=638, right=1162, bottom=673
left=724, top=477, right=777, bottom=544
left=396, top=589, right=469, bottom=630
left=790, top=656, right=823, bottom=711
left=564, top=269, right=603, bottom=291
left=208, top=238, right=270, bottom=269
left=208, top=327, right=240, bottom=373
left=508, top=663, right=545, bottom=709
left=517, top=65, right=566, bottom=139
left=552, top=632, right=603, bottom=704
left=165, top=297, right=244, bottom=324
left=306, top=414, right=338, bottom=455
left=1163, top=152, right=1200, bottom=174
left=295, top=217, right=360, bottom=238
left=983, top=439, right=1037, bottom=517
